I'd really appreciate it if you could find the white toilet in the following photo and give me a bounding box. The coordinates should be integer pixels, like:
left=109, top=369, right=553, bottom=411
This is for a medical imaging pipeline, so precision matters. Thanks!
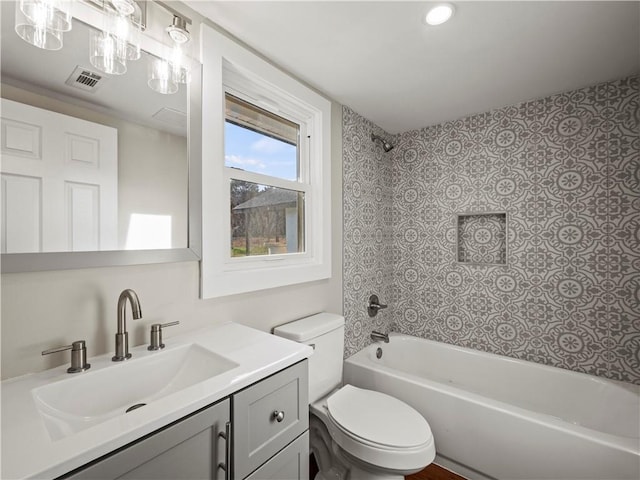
left=274, top=313, right=435, bottom=480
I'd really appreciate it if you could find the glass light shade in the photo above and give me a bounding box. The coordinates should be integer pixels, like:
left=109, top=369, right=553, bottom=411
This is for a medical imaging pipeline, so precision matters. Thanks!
left=90, top=29, right=127, bottom=75
left=19, top=0, right=72, bottom=32
left=169, top=44, right=191, bottom=84
left=148, top=57, right=178, bottom=95
left=124, top=23, right=141, bottom=61
left=172, top=64, right=191, bottom=85
left=167, top=27, right=189, bottom=45
left=105, top=7, right=141, bottom=61
left=111, top=0, right=136, bottom=16
left=15, top=5, right=63, bottom=50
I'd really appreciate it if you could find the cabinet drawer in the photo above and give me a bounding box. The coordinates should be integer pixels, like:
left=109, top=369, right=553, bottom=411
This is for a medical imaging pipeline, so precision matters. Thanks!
left=245, top=431, right=309, bottom=480
left=233, top=360, right=308, bottom=479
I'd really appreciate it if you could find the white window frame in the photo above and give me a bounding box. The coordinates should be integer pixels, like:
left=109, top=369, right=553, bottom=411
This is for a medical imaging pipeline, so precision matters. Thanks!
left=200, top=25, right=331, bottom=298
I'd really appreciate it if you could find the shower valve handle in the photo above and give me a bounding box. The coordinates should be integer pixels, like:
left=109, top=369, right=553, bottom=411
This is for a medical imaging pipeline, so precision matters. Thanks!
left=367, top=295, right=388, bottom=317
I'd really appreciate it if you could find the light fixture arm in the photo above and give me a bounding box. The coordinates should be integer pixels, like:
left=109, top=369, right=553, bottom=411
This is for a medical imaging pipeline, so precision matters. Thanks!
left=154, top=1, right=192, bottom=25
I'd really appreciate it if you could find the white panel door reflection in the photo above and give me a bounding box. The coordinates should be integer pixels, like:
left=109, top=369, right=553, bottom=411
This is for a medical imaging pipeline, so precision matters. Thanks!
left=1, top=99, right=117, bottom=253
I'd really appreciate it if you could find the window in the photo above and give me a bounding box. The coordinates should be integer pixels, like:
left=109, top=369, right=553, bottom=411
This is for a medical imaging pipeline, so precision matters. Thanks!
left=225, top=94, right=304, bottom=258
left=200, top=25, right=331, bottom=298
left=225, top=94, right=298, bottom=179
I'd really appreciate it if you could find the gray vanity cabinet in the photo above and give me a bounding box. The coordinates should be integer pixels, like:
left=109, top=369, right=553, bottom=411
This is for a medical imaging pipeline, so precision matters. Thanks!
left=232, top=360, right=309, bottom=479
left=62, top=397, right=230, bottom=480
left=59, top=359, right=309, bottom=480
left=244, top=431, right=309, bottom=480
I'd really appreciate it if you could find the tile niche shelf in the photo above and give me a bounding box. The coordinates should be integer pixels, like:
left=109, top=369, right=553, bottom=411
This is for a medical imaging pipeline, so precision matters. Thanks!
left=456, top=212, right=507, bottom=266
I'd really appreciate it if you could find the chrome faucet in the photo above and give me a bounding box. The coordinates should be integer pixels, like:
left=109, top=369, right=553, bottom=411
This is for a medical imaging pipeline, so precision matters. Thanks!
left=113, top=289, right=142, bottom=361
left=370, top=331, right=389, bottom=343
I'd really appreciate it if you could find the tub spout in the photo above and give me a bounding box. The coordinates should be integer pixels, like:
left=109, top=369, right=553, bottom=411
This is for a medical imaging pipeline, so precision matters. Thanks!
left=370, top=331, right=389, bottom=343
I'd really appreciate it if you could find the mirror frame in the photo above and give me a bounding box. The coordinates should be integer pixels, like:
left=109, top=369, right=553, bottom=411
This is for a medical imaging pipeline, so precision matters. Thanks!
left=1, top=4, right=202, bottom=273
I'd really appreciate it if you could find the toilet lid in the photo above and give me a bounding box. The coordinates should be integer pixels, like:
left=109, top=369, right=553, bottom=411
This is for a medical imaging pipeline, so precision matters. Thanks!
left=326, top=385, right=431, bottom=449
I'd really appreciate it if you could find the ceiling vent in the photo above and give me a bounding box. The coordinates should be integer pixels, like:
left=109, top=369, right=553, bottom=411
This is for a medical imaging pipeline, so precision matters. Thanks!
left=65, top=67, right=104, bottom=93
left=152, top=107, right=187, bottom=129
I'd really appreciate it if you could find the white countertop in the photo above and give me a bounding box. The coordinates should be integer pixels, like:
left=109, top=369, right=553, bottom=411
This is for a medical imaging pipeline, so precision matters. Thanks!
left=1, top=322, right=312, bottom=479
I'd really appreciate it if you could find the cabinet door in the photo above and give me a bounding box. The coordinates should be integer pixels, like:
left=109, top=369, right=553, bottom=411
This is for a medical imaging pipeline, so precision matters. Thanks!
left=245, top=431, right=309, bottom=480
left=62, top=398, right=230, bottom=480
left=233, top=360, right=309, bottom=479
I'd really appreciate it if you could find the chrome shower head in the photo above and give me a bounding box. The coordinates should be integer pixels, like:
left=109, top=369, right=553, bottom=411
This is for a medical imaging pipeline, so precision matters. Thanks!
left=371, top=133, right=394, bottom=152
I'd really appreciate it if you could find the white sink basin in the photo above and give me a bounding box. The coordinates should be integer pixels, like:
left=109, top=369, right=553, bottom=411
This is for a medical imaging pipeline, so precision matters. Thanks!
left=32, top=344, right=239, bottom=440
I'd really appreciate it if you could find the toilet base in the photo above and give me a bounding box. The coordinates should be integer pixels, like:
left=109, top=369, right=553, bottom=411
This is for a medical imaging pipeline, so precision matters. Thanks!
left=312, top=457, right=405, bottom=480
left=314, top=467, right=402, bottom=480
left=349, top=464, right=404, bottom=480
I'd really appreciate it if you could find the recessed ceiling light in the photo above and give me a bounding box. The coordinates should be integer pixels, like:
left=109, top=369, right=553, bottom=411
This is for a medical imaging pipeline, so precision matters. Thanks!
left=425, top=3, right=455, bottom=26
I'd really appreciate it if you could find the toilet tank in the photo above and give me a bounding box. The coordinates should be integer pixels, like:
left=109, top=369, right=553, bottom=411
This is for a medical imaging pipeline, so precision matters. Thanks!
left=274, top=313, right=345, bottom=403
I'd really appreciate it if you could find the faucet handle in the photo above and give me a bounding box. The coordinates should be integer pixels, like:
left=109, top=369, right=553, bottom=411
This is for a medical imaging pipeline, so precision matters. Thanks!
left=42, top=340, right=91, bottom=373
left=148, top=321, right=180, bottom=351
left=367, top=294, right=388, bottom=317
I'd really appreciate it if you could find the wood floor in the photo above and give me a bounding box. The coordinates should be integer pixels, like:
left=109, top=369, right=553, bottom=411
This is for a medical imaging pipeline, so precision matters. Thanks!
left=406, top=463, right=467, bottom=480
left=310, top=454, right=466, bottom=480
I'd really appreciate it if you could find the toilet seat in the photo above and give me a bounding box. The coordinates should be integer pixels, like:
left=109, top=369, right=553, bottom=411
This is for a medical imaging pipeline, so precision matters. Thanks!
left=320, top=385, right=435, bottom=473
left=327, top=384, right=431, bottom=448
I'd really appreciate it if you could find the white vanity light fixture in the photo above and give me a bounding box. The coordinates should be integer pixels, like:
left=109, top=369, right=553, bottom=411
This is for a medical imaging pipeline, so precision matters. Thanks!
left=13, top=0, right=193, bottom=92
left=14, top=0, right=72, bottom=51
left=14, top=0, right=142, bottom=62
left=425, top=3, right=455, bottom=26
left=166, top=15, right=191, bottom=85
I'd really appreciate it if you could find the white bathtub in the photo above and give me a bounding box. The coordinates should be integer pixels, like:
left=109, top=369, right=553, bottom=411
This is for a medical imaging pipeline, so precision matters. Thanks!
left=343, top=333, right=640, bottom=480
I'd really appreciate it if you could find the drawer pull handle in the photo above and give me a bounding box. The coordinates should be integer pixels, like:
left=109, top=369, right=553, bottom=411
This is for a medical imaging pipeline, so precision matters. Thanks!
left=218, top=421, right=231, bottom=480
left=273, top=410, right=285, bottom=423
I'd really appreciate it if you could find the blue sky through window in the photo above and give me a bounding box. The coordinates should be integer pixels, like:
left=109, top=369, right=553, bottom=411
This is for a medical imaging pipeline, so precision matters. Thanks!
left=225, top=122, right=297, bottom=181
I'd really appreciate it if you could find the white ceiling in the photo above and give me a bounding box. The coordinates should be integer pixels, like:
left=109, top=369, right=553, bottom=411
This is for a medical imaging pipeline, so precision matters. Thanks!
left=186, top=1, right=640, bottom=134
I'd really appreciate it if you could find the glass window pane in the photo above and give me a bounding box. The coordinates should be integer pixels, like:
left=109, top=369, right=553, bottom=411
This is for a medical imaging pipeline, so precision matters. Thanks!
left=225, top=94, right=299, bottom=181
left=230, top=180, right=305, bottom=257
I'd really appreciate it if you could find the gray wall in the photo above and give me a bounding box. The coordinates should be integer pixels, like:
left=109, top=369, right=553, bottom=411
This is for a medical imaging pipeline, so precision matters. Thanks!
left=343, top=75, right=640, bottom=384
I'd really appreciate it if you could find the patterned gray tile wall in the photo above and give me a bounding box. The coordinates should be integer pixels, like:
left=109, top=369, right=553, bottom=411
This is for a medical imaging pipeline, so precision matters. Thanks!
left=342, top=106, right=395, bottom=356
left=343, top=76, right=640, bottom=384
left=457, top=213, right=507, bottom=264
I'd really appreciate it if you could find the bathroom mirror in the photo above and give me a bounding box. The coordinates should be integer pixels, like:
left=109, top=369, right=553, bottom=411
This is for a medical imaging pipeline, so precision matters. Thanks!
left=0, top=1, right=202, bottom=272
